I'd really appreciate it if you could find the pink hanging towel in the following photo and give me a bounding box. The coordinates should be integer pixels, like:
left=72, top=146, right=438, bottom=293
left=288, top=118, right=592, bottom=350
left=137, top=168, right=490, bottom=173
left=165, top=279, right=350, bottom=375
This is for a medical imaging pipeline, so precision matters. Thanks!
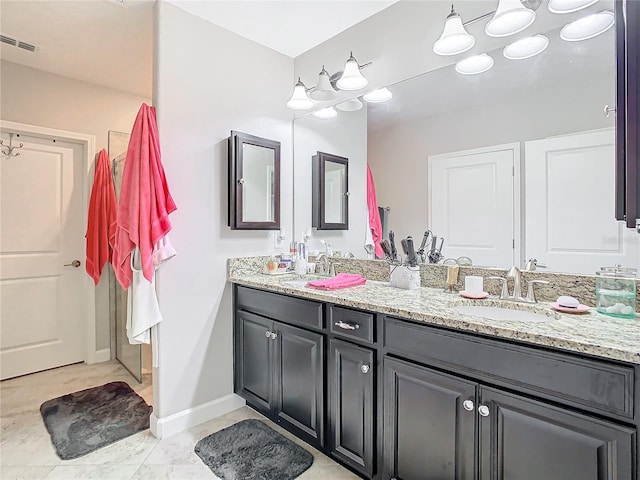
left=307, top=273, right=367, bottom=290
left=112, top=103, right=177, bottom=289
left=85, top=149, right=117, bottom=285
left=366, top=164, right=384, bottom=258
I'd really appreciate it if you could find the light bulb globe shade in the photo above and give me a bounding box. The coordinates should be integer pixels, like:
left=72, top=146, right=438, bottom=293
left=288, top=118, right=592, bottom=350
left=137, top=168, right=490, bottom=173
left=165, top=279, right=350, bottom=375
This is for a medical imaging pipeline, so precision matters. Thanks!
left=363, top=88, right=393, bottom=103
left=286, top=79, right=313, bottom=110
left=336, top=98, right=364, bottom=112
left=503, top=34, right=549, bottom=59
left=309, top=67, right=337, bottom=101
left=548, top=0, right=598, bottom=14
left=336, top=54, right=368, bottom=91
left=433, top=10, right=475, bottom=56
left=560, top=10, right=614, bottom=41
left=485, top=0, right=536, bottom=37
left=312, top=107, right=338, bottom=119
left=455, top=53, right=495, bottom=75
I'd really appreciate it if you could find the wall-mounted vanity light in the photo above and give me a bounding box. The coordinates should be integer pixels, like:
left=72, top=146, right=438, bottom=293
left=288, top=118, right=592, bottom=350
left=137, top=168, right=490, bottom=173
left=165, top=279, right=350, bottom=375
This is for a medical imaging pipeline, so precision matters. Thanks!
left=455, top=53, right=495, bottom=75
left=336, top=98, right=364, bottom=112
left=560, top=10, right=614, bottom=41
left=503, top=34, right=549, bottom=59
left=432, top=5, right=475, bottom=56
left=548, top=0, right=598, bottom=14
left=336, top=52, right=369, bottom=91
left=286, top=52, right=371, bottom=110
left=485, top=0, right=537, bottom=37
left=312, top=107, right=338, bottom=119
left=363, top=87, right=393, bottom=103
left=286, top=78, right=314, bottom=110
left=309, top=66, right=336, bottom=101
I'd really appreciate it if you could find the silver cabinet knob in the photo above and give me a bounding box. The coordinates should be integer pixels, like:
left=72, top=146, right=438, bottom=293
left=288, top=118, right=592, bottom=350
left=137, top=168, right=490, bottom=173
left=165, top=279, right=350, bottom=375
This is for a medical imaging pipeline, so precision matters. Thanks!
left=265, top=331, right=271, bottom=338
left=334, top=320, right=359, bottom=330
left=478, top=405, right=490, bottom=417
left=238, top=178, right=245, bottom=184
left=64, top=260, right=81, bottom=268
left=462, top=400, right=474, bottom=411
left=360, top=364, right=370, bottom=374
left=270, top=332, right=277, bottom=340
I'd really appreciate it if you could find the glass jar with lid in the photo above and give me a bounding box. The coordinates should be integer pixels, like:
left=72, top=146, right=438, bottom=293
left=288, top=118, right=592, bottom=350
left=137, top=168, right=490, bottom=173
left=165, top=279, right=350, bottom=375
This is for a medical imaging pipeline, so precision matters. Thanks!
left=595, top=266, right=637, bottom=318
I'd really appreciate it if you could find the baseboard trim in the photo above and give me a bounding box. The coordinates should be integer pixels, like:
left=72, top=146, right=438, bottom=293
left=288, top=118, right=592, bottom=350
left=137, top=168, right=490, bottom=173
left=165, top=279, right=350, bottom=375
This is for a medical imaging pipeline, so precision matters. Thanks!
left=150, top=393, right=246, bottom=438
left=90, top=348, right=111, bottom=364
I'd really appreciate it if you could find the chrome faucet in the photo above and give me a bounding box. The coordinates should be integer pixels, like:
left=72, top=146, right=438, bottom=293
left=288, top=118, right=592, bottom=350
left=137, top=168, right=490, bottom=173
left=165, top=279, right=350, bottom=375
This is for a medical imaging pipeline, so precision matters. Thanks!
left=489, top=266, right=549, bottom=303
left=316, top=253, right=331, bottom=276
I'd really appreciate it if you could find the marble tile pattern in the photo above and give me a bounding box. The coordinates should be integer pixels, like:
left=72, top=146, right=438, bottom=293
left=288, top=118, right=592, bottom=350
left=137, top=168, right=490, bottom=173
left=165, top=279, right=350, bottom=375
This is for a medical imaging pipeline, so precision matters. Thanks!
left=0, top=361, right=358, bottom=480
left=227, top=257, right=640, bottom=364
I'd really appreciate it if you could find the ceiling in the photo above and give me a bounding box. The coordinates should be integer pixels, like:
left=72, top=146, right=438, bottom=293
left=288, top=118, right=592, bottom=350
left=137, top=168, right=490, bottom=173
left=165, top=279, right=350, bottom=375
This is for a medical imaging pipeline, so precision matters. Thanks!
left=0, top=0, right=397, bottom=97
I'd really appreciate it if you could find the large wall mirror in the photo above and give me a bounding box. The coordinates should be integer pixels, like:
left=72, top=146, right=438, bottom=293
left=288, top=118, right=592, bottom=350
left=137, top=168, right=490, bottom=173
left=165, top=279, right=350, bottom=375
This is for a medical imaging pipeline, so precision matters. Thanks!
left=293, top=0, right=639, bottom=274
left=228, top=131, right=280, bottom=230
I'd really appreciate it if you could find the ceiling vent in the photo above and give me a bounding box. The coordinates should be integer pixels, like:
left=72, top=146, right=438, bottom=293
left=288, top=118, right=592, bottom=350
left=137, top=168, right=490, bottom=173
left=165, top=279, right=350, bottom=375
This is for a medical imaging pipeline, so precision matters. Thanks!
left=0, top=34, right=36, bottom=52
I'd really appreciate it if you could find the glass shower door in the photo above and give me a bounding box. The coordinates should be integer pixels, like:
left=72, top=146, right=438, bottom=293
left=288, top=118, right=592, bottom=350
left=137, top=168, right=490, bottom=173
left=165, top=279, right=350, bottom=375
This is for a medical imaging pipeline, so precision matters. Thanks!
left=109, top=131, right=142, bottom=382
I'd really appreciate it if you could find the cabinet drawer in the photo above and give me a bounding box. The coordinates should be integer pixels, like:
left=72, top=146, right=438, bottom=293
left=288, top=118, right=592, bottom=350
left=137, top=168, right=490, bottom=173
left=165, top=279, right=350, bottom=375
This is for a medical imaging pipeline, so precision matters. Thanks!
left=329, top=306, right=374, bottom=344
left=236, top=286, right=323, bottom=330
left=384, top=317, right=634, bottom=419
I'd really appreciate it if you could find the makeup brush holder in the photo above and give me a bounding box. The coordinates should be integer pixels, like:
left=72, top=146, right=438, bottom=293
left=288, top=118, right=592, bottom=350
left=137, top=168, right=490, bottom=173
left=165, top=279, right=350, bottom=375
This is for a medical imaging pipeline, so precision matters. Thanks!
left=390, top=265, right=421, bottom=290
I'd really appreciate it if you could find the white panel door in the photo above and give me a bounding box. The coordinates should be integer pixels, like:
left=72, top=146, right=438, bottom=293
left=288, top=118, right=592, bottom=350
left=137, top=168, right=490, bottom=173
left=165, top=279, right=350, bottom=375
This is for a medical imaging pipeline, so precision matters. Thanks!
left=1, top=133, right=86, bottom=379
left=525, top=129, right=638, bottom=274
left=429, top=144, right=517, bottom=268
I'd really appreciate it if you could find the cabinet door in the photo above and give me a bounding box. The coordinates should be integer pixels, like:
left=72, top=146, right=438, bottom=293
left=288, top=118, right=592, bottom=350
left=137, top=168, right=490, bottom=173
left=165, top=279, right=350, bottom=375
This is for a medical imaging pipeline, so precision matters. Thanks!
left=383, top=357, right=476, bottom=480
left=273, top=322, right=324, bottom=448
left=479, top=387, right=635, bottom=480
left=235, top=311, right=273, bottom=415
left=329, top=339, right=374, bottom=478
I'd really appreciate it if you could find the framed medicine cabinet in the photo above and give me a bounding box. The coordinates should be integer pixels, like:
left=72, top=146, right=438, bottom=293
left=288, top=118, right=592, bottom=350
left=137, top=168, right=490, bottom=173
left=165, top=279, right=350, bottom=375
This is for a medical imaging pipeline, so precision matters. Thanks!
left=312, top=151, right=349, bottom=230
left=228, top=131, right=281, bottom=230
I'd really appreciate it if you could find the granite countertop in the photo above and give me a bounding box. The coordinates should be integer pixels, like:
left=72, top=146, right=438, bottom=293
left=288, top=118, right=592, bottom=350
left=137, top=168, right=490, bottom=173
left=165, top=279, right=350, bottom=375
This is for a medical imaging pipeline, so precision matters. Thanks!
left=227, top=271, right=640, bottom=365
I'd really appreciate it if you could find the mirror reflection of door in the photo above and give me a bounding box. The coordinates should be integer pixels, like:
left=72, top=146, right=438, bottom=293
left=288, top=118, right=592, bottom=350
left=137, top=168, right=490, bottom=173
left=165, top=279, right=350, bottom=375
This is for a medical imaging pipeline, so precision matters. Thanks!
left=241, top=143, right=275, bottom=223
left=325, top=161, right=346, bottom=224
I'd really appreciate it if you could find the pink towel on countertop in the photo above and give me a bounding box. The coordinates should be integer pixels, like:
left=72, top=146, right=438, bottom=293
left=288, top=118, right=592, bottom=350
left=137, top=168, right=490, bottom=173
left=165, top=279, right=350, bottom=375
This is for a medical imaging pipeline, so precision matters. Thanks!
left=307, top=273, right=367, bottom=290
left=366, top=165, right=384, bottom=259
left=85, top=149, right=117, bottom=285
left=112, top=103, right=177, bottom=289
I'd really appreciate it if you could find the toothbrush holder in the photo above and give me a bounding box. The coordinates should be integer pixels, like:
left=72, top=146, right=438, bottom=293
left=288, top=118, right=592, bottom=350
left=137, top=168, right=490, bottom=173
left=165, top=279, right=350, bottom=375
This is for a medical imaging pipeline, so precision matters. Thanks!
left=390, top=265, right=421, bottom=290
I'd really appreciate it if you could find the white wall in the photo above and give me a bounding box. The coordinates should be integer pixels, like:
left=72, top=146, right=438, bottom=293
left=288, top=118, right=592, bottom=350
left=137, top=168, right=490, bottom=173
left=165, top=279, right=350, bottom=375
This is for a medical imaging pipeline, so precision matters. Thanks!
left=293, top=108, right=367, bottom=256
left=0, top=60, right=150, bottom=353
left=153, top=1, right=294, bottom=425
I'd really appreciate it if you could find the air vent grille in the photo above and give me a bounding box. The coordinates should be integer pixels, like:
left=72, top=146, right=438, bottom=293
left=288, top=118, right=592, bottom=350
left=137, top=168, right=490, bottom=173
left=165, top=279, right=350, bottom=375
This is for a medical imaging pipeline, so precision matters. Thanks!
left=18, top=41, right=35, bottom=52
left=1, top=35, right=17, bottom=46
left=0, top=34, right=36, bottom=52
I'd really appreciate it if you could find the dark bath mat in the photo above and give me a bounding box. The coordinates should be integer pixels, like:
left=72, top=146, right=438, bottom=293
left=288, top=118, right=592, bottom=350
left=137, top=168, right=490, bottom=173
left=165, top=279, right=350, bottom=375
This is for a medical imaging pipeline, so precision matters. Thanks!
left=194, top=419, right=314, bottom=480
left=40, top=381, right=151, bottom=460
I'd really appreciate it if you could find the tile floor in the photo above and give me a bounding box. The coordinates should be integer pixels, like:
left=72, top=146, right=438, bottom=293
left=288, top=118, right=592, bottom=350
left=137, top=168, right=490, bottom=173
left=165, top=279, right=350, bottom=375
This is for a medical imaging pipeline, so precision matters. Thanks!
left=0, top=361, right=359, bottom=479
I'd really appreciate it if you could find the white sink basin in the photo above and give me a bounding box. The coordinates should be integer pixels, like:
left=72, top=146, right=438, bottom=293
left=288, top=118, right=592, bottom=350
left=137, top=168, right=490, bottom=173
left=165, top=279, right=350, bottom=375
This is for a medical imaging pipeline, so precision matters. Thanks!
left=454, top=305, right=553, bottom=322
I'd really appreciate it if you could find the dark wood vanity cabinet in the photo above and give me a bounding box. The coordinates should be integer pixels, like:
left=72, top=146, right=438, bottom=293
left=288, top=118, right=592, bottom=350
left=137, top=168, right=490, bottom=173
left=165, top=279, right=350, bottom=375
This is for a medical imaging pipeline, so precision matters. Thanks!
left=234, top=286, right=639, bottom=480
left=234, top=288, right=324, bottom=449
left=328, top=338, right=375, bottom=478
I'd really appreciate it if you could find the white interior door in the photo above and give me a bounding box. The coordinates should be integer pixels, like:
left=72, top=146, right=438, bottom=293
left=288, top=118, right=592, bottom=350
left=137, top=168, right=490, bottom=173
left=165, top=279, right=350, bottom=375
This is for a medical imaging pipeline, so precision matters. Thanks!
left=429, top=143, right=518, bottom=268
left=1, top=131, right=87, bottom=379
left=525, top=129, right=638, bottom=274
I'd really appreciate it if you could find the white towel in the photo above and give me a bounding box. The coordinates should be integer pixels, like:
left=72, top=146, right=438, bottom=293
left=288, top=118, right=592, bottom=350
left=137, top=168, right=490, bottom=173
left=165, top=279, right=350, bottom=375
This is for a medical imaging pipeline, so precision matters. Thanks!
left=127, top=247, right=163, bottom=367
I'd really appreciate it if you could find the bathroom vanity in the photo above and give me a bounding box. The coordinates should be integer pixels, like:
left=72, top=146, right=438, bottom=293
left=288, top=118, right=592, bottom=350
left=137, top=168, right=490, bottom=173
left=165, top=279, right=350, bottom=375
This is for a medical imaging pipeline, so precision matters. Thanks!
left=230, top=271, right=640, bottom=480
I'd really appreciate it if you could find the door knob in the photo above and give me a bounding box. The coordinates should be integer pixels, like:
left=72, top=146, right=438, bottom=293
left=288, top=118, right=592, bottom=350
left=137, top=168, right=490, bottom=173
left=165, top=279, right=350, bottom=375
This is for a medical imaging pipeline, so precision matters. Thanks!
left=462, top=400, right=474, bottom=411
left=478, top=405, right=490, bottom=417
left=360, top=364, right=370, bottom=374
left=270, top=332, right=277, bottom=340
left=265, top=331, right=271, bottom=338
left=64, top=260, right=81, bottom=268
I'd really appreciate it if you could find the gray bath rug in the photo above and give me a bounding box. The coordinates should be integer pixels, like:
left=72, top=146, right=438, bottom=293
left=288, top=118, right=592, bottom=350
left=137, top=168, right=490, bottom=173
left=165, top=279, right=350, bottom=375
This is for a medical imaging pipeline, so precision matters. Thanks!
left=194, top=419, right=314, bottom=480
left=40, top=381, right=151, bottom=460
